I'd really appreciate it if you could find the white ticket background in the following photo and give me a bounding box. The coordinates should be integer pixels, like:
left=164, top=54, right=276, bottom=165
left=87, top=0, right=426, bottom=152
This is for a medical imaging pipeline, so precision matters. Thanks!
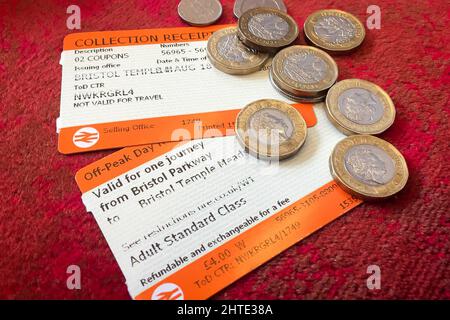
left=59, top=36, right=288, bottom=130
left=80, top=106, right=347, bottom=298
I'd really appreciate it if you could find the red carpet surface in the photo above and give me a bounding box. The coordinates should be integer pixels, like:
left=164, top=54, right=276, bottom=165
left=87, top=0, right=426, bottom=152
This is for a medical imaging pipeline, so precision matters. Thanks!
left=0, top=0, right=449, bottom=299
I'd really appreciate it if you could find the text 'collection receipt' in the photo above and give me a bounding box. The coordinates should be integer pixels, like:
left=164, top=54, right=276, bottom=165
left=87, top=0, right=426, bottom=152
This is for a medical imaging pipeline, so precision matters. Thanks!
left=58, top=25, right=318, bottom=154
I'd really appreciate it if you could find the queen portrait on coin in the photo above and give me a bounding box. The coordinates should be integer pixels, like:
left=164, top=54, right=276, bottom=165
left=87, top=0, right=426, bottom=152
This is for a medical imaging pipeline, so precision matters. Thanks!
left=344, top=146, right=395, bottom=186
left=338, top=88, right=384, bottom=125
left=249, top=108, right=294, bottom=144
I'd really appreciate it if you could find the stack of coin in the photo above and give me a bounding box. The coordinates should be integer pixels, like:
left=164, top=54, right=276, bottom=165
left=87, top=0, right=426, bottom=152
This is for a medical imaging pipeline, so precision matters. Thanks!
left=304, top=9, right=365, bottom=54
left=330, top=135, right=408, bottom=200
left=237, top=7, right=299, bottom=53
left=269, top=45, right=338, bottom=102
left=235, top=99, right=307, bottom=160
left=325, top=79, right=396, bottom=135
left=207, top=6, right=299, bottom=75
left=207, top=27, right=270, bottom=75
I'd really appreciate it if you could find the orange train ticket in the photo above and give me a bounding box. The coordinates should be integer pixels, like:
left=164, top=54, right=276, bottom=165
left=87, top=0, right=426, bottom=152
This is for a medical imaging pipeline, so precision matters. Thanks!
left=75, top=107, right=361, bottom=299
left=58, top=25, right=316, bottom=154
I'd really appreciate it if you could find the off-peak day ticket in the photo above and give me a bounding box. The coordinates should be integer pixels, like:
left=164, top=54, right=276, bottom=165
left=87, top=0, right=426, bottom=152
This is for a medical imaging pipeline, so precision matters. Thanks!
left=58, top=25, right=316, bottom=154
left=75, top=106, right=362, bottom=300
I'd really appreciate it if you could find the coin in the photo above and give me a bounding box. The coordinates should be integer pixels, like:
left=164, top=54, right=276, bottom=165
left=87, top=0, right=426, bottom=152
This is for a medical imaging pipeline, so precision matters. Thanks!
left=325, top=79, right=396, bottom=135
left=233, top=0, right=287, bottom=19
left=207, top=27, right=270, bottom=75
left=330, top=135, right=408, bottom=200
left=177, top=0, right=223, bottom=26
left=237, top=7, right=299, bottom=53
left=304, top=9, right=365, bottom=53
left=235, top=99, right=307, bottom=160
left=270, top=45, right=338, bottom=98
left=269, top=70, right=327, bottom=103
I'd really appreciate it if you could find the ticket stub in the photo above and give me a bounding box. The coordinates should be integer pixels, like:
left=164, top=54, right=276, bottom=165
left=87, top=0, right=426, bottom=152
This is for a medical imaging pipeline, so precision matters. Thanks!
left=58, top=25, right=315, bottom=154
left=75, top=106, right=361, bottom=299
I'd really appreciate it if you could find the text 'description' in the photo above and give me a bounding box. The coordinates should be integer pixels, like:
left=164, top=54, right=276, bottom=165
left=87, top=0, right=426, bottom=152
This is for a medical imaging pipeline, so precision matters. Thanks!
left=58, top=25, right=317, bottom=154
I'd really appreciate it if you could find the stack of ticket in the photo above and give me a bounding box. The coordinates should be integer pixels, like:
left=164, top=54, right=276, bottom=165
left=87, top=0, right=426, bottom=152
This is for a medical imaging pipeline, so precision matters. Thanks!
left=60, top=25, right=360, bottom=300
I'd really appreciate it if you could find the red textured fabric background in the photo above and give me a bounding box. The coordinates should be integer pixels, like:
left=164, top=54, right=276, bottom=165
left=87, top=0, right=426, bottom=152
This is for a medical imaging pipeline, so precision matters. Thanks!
left=0, top=0, right=449, bottom=300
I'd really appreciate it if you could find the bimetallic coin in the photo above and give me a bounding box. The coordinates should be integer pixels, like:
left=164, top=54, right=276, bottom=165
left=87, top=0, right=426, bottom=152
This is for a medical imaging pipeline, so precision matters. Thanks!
left=178, top=0, right=223, bottom=26
left=235, top=99, right=307, bottom=160
left=326, top=79, right=396, bottom=135
left=233, top=0, right=287, bottom=19
left=271, top=45, right=338, bottom=98
left=330, top=135, right=408, bottom=200
left=238, top=7, right=299, bottom=52
left=304, top=9, right=365, bottom=53
left=207, top=27, right=270, bottom=75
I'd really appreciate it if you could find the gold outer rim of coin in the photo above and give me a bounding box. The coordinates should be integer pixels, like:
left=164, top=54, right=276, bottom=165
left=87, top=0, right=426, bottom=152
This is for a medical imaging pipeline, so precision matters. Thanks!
left=237, top=7, right=299, bottom=52
left=235, top=99, right=307, bottom=160
left=207, top=27, right=270, bottom=75
left=269, top=71, right=327, bottom=103
left=303, top=9, right=365, bottom=52
left=177, top=0, right=223, bottom=26
left=271, top=45, right=338, bottom=95
left=325, top=79, right=396, bottom=135
left=330, top=135, right=409, bottom=200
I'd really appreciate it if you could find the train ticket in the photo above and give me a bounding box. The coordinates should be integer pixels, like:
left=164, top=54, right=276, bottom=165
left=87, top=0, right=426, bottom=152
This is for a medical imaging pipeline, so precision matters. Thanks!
left=75, top=106, right=361, bottom=299
left=58, top=25, right=316, bottom=154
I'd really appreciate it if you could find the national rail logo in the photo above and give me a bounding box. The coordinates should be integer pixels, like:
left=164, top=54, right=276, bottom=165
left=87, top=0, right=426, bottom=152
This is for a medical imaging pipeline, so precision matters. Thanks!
left=151, top=283, right=184, bottom=300
left=72, top=127, right=100, bottom=148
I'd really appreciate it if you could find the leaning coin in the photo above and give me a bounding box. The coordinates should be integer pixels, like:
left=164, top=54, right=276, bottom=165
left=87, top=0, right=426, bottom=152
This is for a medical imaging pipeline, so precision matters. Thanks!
left=325, top=79, right=396, bottom=135
left=330, top=135, right=409, bottom=200
left=235, top=99, right=307, bottom=160
left=178, top=0, right=223, bottom=26
left=207, top=27, right=270, bottom=75
left=233, top=0, right=287, bottom=19
left=271, top=45, right=338, bottom=98
left=238, top=7, right=298, bottom=53
left=304, top=9, right=365, bottom=53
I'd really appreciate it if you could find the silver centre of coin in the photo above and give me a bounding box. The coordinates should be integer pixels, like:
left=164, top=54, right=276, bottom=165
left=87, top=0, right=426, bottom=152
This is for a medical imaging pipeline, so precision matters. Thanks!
left=314, top=16, right=356, bottom=44
left=248, top=108, right=294, bottom=145
left=338, top=88, right=384, bottom=125
left=282, top=53, right=328, bottom=84
left=217, top=33, right=255, bottom=63
left=247, top=13, right=289, bottom=40
left=344, top=144, right=396, bottom=186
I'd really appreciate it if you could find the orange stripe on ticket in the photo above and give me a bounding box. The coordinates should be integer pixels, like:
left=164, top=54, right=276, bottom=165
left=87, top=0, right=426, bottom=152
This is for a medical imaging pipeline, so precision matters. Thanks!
left=74, top=105, right=317, bottom=192
left=76, top=142, right=181, bottom=193
left=63, top=25, right=233, bottom=50
left=59, top=104, right=317, bottom=154
left=134, top=181, right=362, bottom=300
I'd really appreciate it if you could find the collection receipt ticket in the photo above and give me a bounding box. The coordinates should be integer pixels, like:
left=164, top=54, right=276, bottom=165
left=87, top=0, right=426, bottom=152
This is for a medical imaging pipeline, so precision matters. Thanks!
left=58, top=24, right=314, bottom=154
left=75, top=106, right=361, bottom=300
